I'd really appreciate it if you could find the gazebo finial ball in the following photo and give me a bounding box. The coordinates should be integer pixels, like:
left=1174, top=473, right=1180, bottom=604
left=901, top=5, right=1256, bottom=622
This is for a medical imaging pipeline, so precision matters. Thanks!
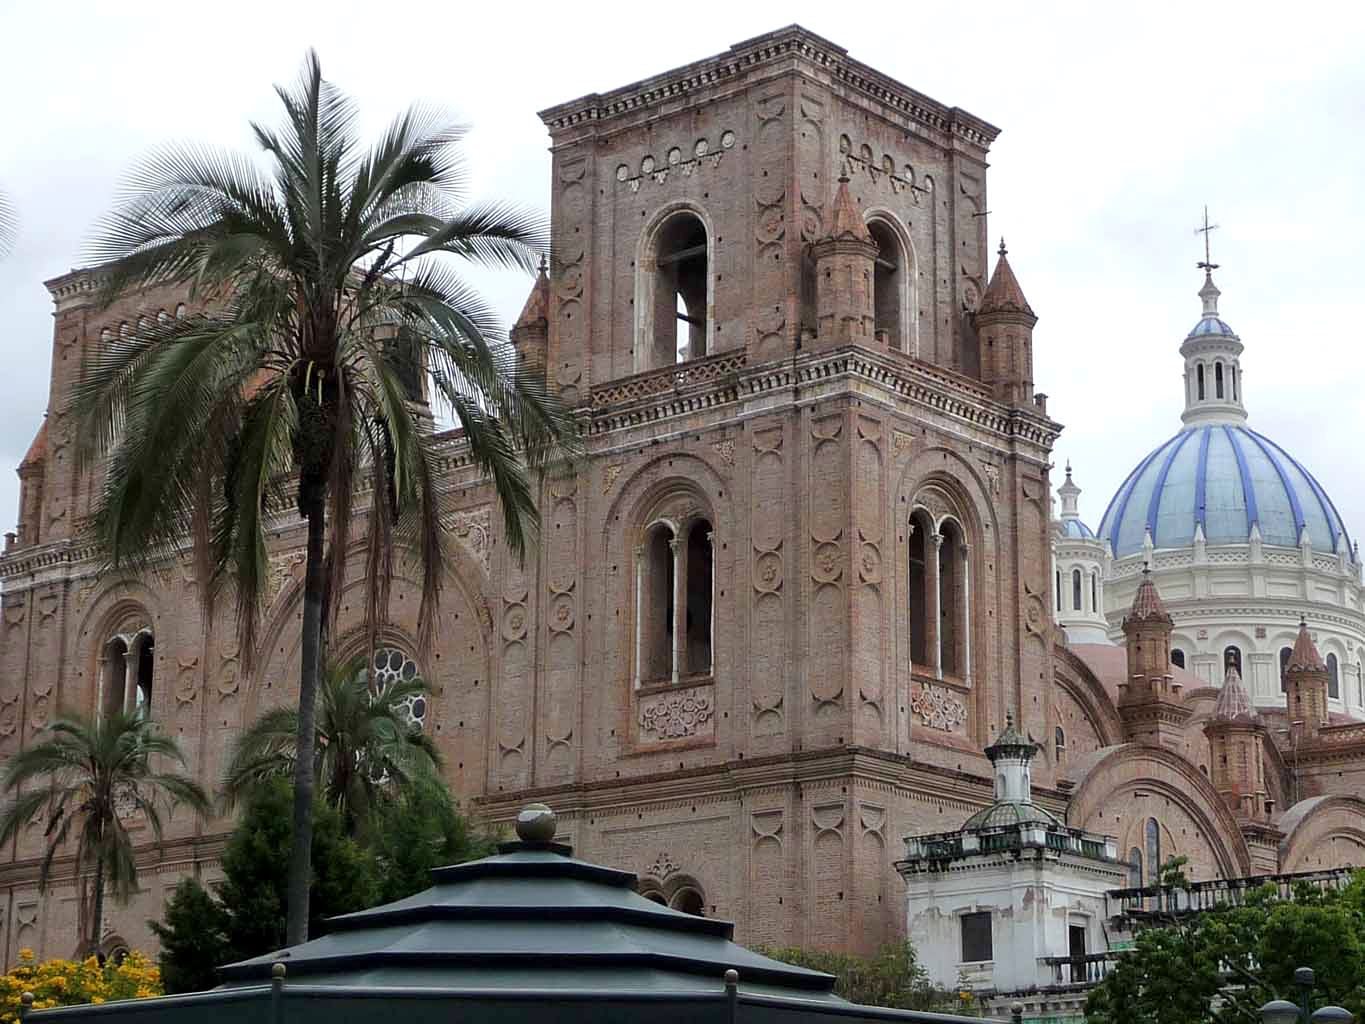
left=724, top=968, right=739, bottom=987
left=516, top=803, right=557, bottom=841
left=20, top=992, right=32, bottom=1006
left=272, top=962, right=287, bottom=981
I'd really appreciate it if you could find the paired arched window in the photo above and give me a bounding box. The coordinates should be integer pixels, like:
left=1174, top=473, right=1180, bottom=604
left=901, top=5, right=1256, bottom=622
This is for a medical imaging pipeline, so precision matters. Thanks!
left=1328, top=653, right=1340, bottom=700
left=1280, top=646, right=1293, bottom=693
left=908, top=507, right=970, bottom=681
left=643, top=211, right=709, bottom=370
left=102, top=630, right=154, bottom=718
left=636, top=514, right=713, bottom=686
left=638, top=877, right=706, bottom=916
left=1171, top=648, right=1186, bottom=669
left=1223, top=645, right=1242, bottom=676
left=1071, top=568, right=1083, bottom=611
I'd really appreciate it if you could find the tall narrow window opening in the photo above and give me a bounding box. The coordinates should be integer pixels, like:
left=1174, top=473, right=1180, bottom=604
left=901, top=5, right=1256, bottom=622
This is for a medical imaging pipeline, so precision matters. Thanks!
left=1072, top=568, right=1083, bottom=612
left=640, top=525, right=675, bottom=683
left=1281, top=646, right=1293, bottom=693
left=134, top=634, right=154, bottom=714
left=961, top=911, right=993, bottom=963
left=939, top=522, right=964, bottom=677
left=1215, top=361, right=1225, bottom=399
left=1055, top=726, right=1067, bottom=762
left=1224, top=645, right=1242, bottom=675
left=1328, top=653, right=1340, bottom=699
left=1145, top=818, right=1161, bottom=879
left=102, top=637, right=129, bottom=718
left=1197, top=364, right=1205, bottom=400
left=1056, top=570, right=1063, bottom=612
left=1171, top=649, right=1186, bottom=669
left=1129, top=847, right=1143, bottom=888
left=652, top=213, right=708, bottom=367
left=1090, top=571, right=1098, bottom=611
left=867, top=219, right=902, bottom=348
left=909, top=513, right=930, bottom=667
left=685, top=520, right=713, bottom=676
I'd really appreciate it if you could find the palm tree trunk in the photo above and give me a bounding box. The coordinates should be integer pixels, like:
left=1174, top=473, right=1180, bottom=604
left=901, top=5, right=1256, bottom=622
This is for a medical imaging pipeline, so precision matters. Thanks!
left=90, top=852, right=105, bottom=958
left=286, top=490, right=326, bottom=945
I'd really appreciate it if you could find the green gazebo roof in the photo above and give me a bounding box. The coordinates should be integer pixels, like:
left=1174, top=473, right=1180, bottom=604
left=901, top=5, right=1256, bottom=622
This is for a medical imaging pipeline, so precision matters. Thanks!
left=31, top=805, right=998, bottom=1024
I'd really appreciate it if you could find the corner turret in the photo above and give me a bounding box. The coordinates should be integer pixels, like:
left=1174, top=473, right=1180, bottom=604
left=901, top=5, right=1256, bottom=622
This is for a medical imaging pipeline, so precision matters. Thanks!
left=975, top=239, right=1037, bottom=405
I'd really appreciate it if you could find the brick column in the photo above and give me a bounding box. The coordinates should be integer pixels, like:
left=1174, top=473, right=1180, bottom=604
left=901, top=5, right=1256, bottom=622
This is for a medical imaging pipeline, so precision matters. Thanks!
left=929, top=532, right=943, bottom=680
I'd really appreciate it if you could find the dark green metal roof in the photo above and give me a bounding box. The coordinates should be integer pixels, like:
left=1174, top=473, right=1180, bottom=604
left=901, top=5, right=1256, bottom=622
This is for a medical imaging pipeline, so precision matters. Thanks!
left=960, top=800, right=1063, bottom=831
left=31, top=808, right=999, bottom=1023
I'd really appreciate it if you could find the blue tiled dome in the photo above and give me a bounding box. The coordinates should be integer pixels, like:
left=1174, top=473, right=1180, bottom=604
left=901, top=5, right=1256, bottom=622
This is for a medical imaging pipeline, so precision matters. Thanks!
left=1099, top=426, right=1351, bottom=558
left=1059, top=518, right=1097, bottom=540
left=1189, top=316, right=1237, bottom=338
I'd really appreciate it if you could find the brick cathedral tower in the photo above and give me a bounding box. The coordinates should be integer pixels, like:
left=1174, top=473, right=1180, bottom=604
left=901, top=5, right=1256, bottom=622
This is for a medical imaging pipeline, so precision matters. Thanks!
left=1118, top=570, right=1192, bottom=746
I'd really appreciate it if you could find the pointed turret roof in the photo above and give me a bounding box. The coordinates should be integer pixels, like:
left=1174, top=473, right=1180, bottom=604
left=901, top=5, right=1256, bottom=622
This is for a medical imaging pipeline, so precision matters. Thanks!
left=1212, top=663, right=1259, bottom=723
left=977, top=239, right=1034, bottom=317
left=820, top=173, right=872, bottom=242
left=983, top=711, right=1037, bottom=761
left=18, top=420, right=46, bottom=471
left=1287, top=618, right=1326, bottom=673
left=1125, top=568, right=1173, bottom=625
left=512, top=258, right=551, bottom=331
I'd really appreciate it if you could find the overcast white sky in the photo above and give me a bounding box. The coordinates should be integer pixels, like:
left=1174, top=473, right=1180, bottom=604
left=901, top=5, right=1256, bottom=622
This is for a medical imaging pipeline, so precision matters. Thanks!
left=1, top=0, right=1362, bottom=542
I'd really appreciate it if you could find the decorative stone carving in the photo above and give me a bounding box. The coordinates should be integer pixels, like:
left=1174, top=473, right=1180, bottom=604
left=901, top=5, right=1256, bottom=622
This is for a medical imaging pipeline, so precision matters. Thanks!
left=858, top=542, right=882, bottom=585
left=638, top=685, right=714, bottom=741
left=264, top=550, right=306, bottom=608
left=711, top=439, right=736, bottom=467
left=754, top=549, right=783, bottom=593
left=892, top=430, right=915, bottom=458
left=602, top=463, right=624, bottom=494
left=812, top=541, right=842, bottom=583
left=174, top=656, right=199, bottom=704
left=445, top=506, right=492, bottom=576
left=910, top=683, right=967, bottom=731
left=647, top=851, right=681, bottom=880
left=502, top=604, right=528, bottom=641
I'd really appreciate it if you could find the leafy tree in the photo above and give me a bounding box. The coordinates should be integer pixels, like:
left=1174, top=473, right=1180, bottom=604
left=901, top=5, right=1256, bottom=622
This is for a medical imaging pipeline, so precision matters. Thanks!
left=222, top=656, right=441, bottom=836
left=0, top=948, right=162, bottom=1020
left=1085, top=859, right=1365, bottom=1024
left=369, top=772, right=497, bottom=904
left=76, top=51, right=578, bottom=943
left=0, top=711, right=210, bottom=955
left=214, top=778, right=377, bottom=960
left=760, top=941, right=975, bottom=1013
left=147, top=878, right=230, bottom=994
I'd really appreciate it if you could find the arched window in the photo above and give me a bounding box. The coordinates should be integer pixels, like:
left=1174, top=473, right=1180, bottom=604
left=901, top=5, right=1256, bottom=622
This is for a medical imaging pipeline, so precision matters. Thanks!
left=640, top=889, right=667, bottom=906
left=174, top=303, right=187, bottom=319
left=1223, top=645, right=1242, bottom=676
left=102, top=631, right=154, bottom=718
left=1055, top=726, right=1066, bottom=762
left=685, top=520, right=714, bottom=676
left=102, top=637, right=129, bottom=718
left=1197, top=364, right=1205, bottom=400
left=1328, top=653, right=1340, bottom=700
left=671, top=887, right=705, bottom=916
left=647, top=211, right=708, bottom=368
left=1357, top=661, right=1363, bottom=706
left=133, top=634, right=154, bottom=714
left=367, top=647, right=426, bottom=729
left=1090, top=572, right=1098, bottom=612
left=636, top=509, right=714, bottom=687
left=1215, top=361, right=1224, bottom=399
left=1171, top=648, right=1186, bottom=669
left=1055, top=569, right=1062, bottom=612
left=867, top=219, right=903, bottom=350
left=1232, top=368, right=1239, bottom=401
left=1072, top=568, right=1083, bottom=611
left=1145, top=818, right=1161, bottom=880
left=1281, top=646, right=1293, bottom=693
left=939, top=521, right=968, bottom=679
left=1128, top=847, right=1143, bottom=888
left=909, top=512, right=932, bottom=668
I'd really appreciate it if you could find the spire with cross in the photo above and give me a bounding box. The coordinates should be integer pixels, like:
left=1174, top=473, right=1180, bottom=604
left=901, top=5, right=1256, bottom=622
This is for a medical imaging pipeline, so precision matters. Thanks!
left=1196, top=205, right=1220, bottom=274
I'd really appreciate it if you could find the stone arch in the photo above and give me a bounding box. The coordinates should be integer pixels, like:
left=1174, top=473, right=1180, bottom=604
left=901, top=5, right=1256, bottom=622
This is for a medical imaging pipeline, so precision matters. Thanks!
left=633, top=200, right=718, bottom=372
left=74, top=582, right=160, bottom=720
left=1067, top=743, right=1252, bottom=879
left=1053, top=645, right=1123, bottom=758
left=1279, top=795, right=1365, bottom=871
left=863, top=206, right=919, bottom=357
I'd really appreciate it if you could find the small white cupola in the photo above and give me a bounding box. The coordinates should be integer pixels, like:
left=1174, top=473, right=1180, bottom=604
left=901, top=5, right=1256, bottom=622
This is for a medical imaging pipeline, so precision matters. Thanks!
left=984, top=712, right=1038, bottom=803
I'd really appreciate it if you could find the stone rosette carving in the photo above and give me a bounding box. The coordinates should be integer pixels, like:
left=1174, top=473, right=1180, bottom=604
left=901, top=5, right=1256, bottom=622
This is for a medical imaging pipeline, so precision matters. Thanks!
left=910, top=683, right=966, bottom=731
left=445, top=506, right=492, bottom=575
left=638, top=685, right=714, bottom=742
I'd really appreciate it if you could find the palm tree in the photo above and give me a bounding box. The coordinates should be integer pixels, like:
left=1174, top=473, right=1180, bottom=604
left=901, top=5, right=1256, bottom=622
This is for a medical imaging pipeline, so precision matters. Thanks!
left=0, top=711, right=210, bottom=956
left=222, top=655, right=441, bottom=836
left=74, top=52, right=578, bottom=943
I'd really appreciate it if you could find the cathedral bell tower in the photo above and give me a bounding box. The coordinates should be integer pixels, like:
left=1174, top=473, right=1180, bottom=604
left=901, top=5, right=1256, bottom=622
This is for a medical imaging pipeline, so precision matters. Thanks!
left=1118, top=569, right=1192, bottom=746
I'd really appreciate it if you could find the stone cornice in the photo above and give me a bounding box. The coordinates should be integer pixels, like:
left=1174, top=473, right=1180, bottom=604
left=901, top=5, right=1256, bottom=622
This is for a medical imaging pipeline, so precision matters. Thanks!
left=538, top=25, right=999, bottom=153
left=0, top=831, right=228, bottom=889
left=587, top=346, right=1061, bottom=454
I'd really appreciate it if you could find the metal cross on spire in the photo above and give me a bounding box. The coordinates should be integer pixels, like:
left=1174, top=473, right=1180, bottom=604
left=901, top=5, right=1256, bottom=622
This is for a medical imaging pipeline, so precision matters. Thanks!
left=1195, top=205, right=1220, bottom=273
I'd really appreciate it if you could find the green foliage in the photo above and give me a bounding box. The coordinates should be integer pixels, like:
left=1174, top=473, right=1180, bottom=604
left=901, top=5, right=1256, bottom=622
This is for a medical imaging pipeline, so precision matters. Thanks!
left=1085, top=859, right=1365, bottom=1024
left=215, top=778, right=378, bottom=958
left=222, top=656, right=443, bottom=835
left=148, top=879, right=229, bottom=994
left=369, top=773, right=497, bottom=905
left=759, top=941, right=977, bottom=1013
left=0, top=711, right=210, bottom=954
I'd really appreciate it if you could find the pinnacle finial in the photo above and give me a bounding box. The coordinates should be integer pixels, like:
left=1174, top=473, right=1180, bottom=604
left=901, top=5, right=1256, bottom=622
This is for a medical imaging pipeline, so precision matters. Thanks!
left=1196, top=205, right=1220, bottom=273
left=998, top=237, right=1008, bottom=257
left=1065, top=460, right=1072, bottom=479
left=537, top=254, right=548, bottom=275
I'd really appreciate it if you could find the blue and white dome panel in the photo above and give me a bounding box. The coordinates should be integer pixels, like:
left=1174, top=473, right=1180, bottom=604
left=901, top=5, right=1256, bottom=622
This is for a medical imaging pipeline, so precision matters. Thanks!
left=1099, top=426, right=1350, bottom=559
